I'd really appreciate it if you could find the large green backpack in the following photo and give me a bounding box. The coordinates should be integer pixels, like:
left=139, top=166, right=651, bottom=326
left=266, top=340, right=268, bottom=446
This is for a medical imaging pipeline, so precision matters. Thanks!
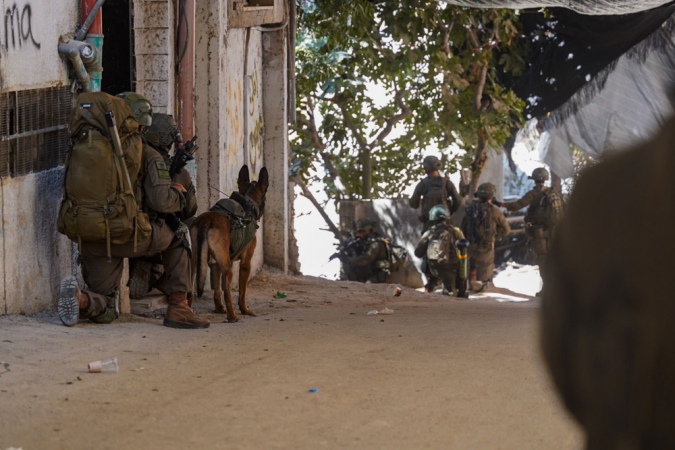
left=530, top=188, right=565, bottom=229
left=465, top=201, right=495, bottom=252
left=57, top=92, right=151, bottom=254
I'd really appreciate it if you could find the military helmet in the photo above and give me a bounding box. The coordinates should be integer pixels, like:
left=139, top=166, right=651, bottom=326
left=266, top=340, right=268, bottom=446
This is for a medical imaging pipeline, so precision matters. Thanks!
left=529, top=167, right=550, bottom=182
left=475, top=182, right=496, bottom=199
left=429, top=204, right=450, bottom=221
left=145, top=113, right=181, bottom=152
left=116, top=92, right=153, bottom=127
left=422, top=155, right=441, bottom=173
left=356, top=218, right=377, bottom=232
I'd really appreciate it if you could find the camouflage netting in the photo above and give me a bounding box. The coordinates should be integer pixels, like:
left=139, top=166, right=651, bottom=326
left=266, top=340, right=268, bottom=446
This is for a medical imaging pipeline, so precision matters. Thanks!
left=439, top=0, right=673, bottom=15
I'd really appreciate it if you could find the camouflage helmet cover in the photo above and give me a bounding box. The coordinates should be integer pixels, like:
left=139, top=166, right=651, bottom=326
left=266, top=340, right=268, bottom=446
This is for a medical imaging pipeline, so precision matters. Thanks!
left=116, top=92, right=153, bottom=127
left=356, top=218, right=378, bottom=232
left=529, top=167, right=550, bottom=182
left=429, top=204, right=450, bottom=221
left=475, top=182, right=496, bottom=199
left=422, top=155, right=441, bottom=173
left=145, top=113, right=181, bottom=152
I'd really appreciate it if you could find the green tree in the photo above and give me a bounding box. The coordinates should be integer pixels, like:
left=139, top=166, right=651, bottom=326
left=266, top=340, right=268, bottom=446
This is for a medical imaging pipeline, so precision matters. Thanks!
left=291, top=0, right=527, bottom=223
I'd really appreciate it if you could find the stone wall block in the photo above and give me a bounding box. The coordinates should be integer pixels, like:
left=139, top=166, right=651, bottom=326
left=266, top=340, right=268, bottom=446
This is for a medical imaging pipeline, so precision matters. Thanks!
left=137, top=81, right=170, bottom=110
left=134, top=28, right=170, bottom=55
left=136, top=55, right=170, bottom=81
left=134, top=1, right=170, bottom=28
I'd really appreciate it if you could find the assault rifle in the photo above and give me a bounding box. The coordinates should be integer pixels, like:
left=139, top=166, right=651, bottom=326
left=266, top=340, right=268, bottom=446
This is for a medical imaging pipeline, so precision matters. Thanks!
left=169, top=135, right=198, bottom=178
left=329, top=237, right=368, bottom=262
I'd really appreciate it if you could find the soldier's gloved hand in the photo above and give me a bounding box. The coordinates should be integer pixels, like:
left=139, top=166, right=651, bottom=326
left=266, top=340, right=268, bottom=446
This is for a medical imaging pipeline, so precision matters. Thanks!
left=492, top=198, right=503, bottom=207
left=165, top=214, right=181, bottom=232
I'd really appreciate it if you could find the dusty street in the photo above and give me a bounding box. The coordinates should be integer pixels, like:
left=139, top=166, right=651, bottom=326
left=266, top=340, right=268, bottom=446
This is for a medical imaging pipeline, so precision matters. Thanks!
left=0, top=270, right=582, bottom=450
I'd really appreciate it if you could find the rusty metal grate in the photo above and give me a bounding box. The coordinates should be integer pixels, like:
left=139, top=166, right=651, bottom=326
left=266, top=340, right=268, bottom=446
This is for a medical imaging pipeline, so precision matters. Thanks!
left=0, top=86, right=73, bottom=178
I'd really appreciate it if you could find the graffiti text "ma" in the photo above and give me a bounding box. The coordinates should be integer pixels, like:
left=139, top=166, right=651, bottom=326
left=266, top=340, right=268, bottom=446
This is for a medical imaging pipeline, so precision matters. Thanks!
left=3, top=3, right=40, bottom=52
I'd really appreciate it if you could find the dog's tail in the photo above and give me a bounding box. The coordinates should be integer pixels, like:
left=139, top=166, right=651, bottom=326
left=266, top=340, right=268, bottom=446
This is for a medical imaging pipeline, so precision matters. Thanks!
left=195, top=223, right=210, bottom=298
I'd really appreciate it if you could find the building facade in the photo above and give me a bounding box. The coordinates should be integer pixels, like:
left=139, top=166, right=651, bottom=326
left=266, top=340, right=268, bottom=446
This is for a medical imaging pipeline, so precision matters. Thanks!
left=0, top=0, right=292, bottom=315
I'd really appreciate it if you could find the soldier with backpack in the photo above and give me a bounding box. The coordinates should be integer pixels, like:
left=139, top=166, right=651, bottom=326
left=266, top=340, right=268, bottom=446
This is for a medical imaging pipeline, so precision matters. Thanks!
left=56, top=92, right=209, bottom=329
left=409, top=155, right=461, bottom=232
left=127, top=113, right=199, bottom=299
left=493, top=167, right=564, bottom=297
left=462, top=183, right=511, bottom=293
left=409, top=155, right=461, bottom=291
left=415, top=205, right=468, bottom=297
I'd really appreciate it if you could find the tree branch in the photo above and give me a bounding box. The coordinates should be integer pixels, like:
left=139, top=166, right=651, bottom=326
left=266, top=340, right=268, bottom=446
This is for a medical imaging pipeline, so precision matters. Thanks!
left=338, top=104, right=369, bottom=150
left=474, top=64, right=488, bottom=111
left=367, top=88, right=411, bottom=149
left=294, top=177, right=342, bottom=242
left=306, top=96, right=326, bottom=151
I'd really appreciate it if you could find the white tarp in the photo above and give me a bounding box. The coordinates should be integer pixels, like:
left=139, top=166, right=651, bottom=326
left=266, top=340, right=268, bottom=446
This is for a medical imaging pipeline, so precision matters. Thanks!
left=439, top=0, right=672, bottom=15
left=539, top=38, right=675, bottom=177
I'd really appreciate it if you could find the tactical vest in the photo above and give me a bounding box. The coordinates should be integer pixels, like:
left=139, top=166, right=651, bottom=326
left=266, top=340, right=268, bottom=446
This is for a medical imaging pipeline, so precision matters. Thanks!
left=210, top=198, right=259, bottom=259
left=465, top=201, right=496, bottom=252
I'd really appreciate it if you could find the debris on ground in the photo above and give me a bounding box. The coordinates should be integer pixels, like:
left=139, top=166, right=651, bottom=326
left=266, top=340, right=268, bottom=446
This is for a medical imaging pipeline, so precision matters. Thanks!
left=367, top=310, right=379, bottom=316
left=386, top=284, right=402, bottom=297
left=379, top=308, right=395, bottom=315
left=308, top=388, right=318, bottom=393
left=88, top=357, right=118, bottom=374
left=273, top=291, right=288, bottom=299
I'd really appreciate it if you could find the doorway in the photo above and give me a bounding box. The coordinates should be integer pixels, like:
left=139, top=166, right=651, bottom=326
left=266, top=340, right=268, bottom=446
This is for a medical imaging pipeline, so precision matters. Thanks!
left=101, top=0, right=135, bottom=95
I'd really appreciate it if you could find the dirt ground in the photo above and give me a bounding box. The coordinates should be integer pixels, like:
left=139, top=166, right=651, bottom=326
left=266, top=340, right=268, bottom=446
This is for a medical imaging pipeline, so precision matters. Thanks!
left=0, top=269, right=583, bottom=450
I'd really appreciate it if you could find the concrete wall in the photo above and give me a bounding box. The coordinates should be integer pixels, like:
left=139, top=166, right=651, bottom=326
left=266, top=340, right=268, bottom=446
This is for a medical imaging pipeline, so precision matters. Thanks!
left=340, top=200, right=425, bottom=289
left=0, top=0, right=76, bottom=91
left=262, top=29, right=288, bottom=272
left=0, top=0, right=77, bottom=314
left=134, top=0, right=175, bottom=114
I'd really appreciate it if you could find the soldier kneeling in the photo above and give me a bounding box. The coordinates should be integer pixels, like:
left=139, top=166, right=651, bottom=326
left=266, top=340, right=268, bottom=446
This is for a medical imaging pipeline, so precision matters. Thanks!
left=56, top=92, right=209, bottom=329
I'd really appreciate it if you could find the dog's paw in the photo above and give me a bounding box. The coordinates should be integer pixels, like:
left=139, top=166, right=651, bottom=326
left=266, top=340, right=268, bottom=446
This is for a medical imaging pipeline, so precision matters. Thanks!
left=227, top=315, right=240, bottom=323
left=214, top=307, right=227, bottom=314
left=241, top=308, right=257, bottom=317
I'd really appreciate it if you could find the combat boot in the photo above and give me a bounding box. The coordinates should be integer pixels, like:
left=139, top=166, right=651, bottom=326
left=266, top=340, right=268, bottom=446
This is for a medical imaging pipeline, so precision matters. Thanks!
left=57, top=276, right=89, bottom=327
left=164, top=292, right=210, bottom=329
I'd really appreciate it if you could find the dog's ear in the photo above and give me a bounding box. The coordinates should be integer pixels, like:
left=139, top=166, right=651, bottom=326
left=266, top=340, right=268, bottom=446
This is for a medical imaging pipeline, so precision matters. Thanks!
left=258, top=167, right=269, bottom=190
left=237, top=165, right=250, bottom=192
left=238, top=165, right=250, bottom=184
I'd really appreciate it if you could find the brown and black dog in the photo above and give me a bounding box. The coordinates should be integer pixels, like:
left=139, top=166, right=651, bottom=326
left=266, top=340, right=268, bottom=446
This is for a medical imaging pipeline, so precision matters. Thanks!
left=189, top=166, right=269, bottom=322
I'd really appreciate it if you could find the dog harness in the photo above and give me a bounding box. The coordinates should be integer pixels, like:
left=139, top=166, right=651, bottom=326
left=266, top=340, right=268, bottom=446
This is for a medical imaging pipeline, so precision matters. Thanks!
left=209, top=191, right=260, bottom=259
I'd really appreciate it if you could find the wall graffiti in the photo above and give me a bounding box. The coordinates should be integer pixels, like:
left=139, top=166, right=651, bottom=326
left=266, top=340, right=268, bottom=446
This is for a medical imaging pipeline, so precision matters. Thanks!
left=249, top=65, right=258, bottom=116
left=248, top=113, right=263, bottom=173
left=2, top=3, right=41, bottom=52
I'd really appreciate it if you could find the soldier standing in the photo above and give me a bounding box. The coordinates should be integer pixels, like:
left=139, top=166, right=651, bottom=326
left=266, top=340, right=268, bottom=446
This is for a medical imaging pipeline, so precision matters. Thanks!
left=409, top=155, right=461, bottom=292
left=415, top=205, right=467, bottom=297
left=128, top=113, right=198, bottom=299
left=409, top=155, right=461, bottom=232
left=342, top=218, right=391, bottom=283
left=493, top=167, right=564, bottom=297
left=462, top=183, right=511, bottom=292
left=57, top=92, right=209, bottom=329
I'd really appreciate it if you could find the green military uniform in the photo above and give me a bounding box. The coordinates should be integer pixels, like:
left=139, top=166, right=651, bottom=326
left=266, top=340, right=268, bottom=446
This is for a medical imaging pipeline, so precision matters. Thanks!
left=128, top=113, right=198, bottom=298
left=501, top=172, right=554, bottom=292
left=462, top=183, right=511, bottom=285
left=79, top=144, right=191, bottom=321
left=342, top=218, right=391, bottom=283
left=415, top=221, right=464, bottom=296
left=409, top=156, right=461, bottom=292
left=541, top=117, right=675, bottom=448
left=343, top=235, right=390, bottom=283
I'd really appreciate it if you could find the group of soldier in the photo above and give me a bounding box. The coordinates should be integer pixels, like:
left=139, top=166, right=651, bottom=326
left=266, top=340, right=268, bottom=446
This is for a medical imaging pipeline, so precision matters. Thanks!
left=57, top=91, right=210, bottom=329
left=340, top=154, right=564, bottom=298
